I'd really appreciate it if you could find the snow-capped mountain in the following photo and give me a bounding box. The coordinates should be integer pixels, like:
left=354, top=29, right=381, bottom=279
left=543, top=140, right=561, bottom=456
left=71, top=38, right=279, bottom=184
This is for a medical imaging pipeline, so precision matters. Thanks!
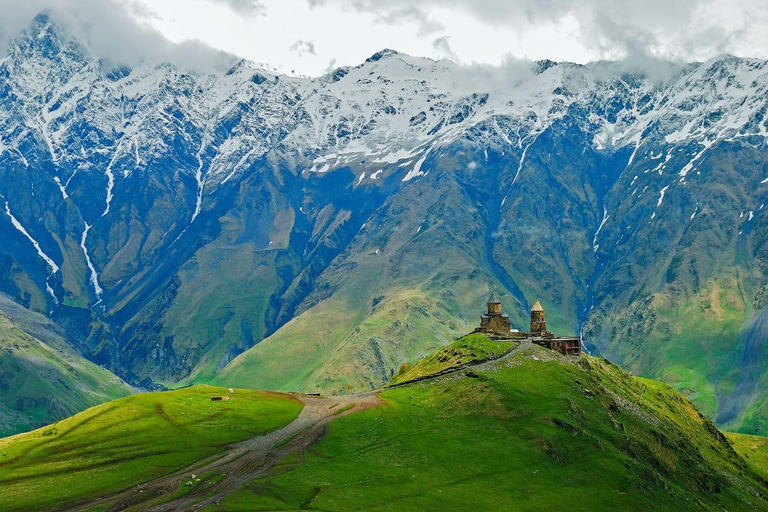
left=2, top=13, right=768, bottom=431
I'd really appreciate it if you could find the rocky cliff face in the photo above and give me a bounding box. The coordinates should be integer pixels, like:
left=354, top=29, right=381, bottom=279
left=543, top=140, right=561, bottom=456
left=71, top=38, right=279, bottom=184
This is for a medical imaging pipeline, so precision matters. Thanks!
left=1, top=14, right=767, bottom=430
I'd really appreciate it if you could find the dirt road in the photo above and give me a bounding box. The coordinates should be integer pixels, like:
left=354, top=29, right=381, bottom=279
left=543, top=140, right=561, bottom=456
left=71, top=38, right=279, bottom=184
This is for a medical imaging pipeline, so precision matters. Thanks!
left=61, top=393, right=382, bottom=512
left=60, top=339, right=539, bottom=511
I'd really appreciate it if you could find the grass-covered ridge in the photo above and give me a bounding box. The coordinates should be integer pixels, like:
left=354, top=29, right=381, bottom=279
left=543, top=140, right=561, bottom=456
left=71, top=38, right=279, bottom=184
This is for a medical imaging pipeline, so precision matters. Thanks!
left=0, top=385, right=303, bottom=512
left=0, top=312, right=134, bottom=436
left=214, top=348, right=768, bottom=512
left=389, top=332, right=512, bottom=385
left=727, top=432, right=768, bottom=481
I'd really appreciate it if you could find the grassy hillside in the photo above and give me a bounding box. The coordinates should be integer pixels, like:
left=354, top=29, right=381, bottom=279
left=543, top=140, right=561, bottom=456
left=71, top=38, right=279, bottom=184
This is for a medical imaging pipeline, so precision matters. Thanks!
left=2, top=343, right=767, bottom=511
left=211, top=170, right=539, bottom=395
left=214, top=348, right=768, bottom=512
left=0, top=385, right=303, bottom=512
left=727, top=432, right=768, bottom=481
left=389, top=332, right=512, bottom=385
left=0, top=312, right=134, bottom=437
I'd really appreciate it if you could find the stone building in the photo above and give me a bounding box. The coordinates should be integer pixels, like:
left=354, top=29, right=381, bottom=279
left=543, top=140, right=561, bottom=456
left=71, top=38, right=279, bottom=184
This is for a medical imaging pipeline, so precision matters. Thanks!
left=530, top=299, right=546, bottom=335
left=476, top=296, right=511, bottom=335
left=473, top=296, right=581, bottom=356
left=527, top=299, right=581, bottom=356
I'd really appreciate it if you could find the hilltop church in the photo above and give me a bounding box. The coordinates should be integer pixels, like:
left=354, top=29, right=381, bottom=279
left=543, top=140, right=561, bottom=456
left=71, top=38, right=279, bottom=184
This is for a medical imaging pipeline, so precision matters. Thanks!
left=474, top=296, right=581, bottom=356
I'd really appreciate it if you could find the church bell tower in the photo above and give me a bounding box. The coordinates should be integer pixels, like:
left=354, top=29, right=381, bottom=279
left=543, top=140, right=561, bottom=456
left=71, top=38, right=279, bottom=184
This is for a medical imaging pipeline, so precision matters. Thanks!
left=530, top=299, right=546, bottom=335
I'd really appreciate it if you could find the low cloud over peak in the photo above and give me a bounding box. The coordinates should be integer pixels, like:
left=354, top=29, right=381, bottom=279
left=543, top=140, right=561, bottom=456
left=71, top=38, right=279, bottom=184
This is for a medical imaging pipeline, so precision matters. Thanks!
left=0, top=0, right=238, bottom=74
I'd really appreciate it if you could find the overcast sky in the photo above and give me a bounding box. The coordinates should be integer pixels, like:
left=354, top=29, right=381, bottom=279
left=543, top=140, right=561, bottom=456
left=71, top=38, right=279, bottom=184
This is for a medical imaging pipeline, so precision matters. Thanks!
left=1, top=0, right=766, bottom=76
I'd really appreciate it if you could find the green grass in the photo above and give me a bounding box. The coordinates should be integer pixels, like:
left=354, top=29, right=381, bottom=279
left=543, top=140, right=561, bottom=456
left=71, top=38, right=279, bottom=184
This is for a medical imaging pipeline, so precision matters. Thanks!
left=0, top=385, right=303, bottom=512
left=331, top=404, right=354, bottom=416
left=0, top=312, right=134, bottom=436
left=213, top=284, right=471, bottom=394
left=389, top=333, right=511, bottom=385
left=727, top=433, right=768, bottom=481
left=214, top=348, right=768, bottom=512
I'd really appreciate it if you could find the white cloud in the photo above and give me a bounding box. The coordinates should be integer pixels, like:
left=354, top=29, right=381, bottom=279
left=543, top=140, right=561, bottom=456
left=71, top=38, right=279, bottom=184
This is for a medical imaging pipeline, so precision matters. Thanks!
left=289, top=40, right=316, bottom=57
left=0, top=0, right=238, bottom=73
left=304, top=0, right=768, bottom=64
left=0, top=0, right=765, bottom=78
left=210, top=0, right=265, bottom=16
left=432, top=36, right=457, bottom=62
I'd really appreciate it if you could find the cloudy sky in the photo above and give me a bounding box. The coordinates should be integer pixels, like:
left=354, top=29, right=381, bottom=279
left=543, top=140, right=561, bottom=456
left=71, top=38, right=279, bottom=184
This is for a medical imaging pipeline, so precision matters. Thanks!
left=1, top=0, right=767, bottom=76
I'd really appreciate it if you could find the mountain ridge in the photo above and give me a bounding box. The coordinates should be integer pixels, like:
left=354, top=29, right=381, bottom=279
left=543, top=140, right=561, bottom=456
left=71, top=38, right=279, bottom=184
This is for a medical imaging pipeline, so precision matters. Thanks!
left=0, top=12, right=767, bottom=432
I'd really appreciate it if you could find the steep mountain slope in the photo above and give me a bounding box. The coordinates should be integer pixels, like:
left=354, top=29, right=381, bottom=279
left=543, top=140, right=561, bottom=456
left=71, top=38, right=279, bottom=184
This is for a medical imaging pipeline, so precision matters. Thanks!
left=0, top=308, right=133, bottom=436
left=1, top=13, right=767, bottom=431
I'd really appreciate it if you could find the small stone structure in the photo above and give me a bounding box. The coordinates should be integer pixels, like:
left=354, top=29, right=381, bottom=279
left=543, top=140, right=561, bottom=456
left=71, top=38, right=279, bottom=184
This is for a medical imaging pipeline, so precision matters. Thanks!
left=474, top=296, right=581, bottom=356
left=211, top=396, right=231, bottom=401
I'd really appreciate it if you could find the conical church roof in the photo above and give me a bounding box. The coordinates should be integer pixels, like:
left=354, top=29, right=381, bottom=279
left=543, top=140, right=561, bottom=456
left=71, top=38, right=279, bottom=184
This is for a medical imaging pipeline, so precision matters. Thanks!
left=488, top=293, right=500, bottom=304
left=531, top=299, right=544, bottom=312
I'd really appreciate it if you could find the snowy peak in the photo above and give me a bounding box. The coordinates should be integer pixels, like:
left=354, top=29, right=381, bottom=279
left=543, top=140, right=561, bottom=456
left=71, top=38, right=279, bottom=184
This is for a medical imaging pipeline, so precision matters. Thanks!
left=0, top=13, right=766, bottom=209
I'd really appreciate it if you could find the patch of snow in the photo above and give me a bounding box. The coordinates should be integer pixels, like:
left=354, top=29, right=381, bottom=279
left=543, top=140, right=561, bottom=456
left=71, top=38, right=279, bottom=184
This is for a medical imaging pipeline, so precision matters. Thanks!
left=373, top=149, right=417, bottom=164
left=103, top=165, right=115, bottom=216
left=403, top=148, right=431, bottom=181
left=370, top=169, right=383, bottom=180
left=4, top=202, right=58, bottom=302
left=310, top=163, right=330, bottom=173
left=626, top=139, right=641, bottom=167
left=357, top=172, right=365, bottom=184
left=80, top=222, right=103, bottom=300
left=53, top=176, right=68, bottom=200
left=512, top=136, right=537, bottom=185
left=657, top=185, right=670, bottom=207
left=191, top=141, right=207, bottom=223
left=679, top=139, right=715, bottom=178
left=593, top=207, right=609, bottom=252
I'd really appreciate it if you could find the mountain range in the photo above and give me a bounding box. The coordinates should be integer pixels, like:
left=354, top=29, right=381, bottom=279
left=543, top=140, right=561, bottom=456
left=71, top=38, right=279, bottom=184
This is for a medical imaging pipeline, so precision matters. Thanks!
left=1, top=12, right=767, bottom=435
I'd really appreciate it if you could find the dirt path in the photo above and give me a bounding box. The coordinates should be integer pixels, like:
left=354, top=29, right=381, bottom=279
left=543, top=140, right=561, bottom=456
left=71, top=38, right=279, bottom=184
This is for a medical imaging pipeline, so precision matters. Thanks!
left=60, top=393, right=381, bottom=512
left=60, top=340, right=536, bottom=511
left=387, top=338, right=534, bottom=388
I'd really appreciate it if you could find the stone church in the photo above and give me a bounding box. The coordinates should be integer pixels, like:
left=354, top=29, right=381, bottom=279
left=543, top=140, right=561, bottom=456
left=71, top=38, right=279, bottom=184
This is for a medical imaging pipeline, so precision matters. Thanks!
left=474, top=296, right=581, bottom=356
left=477, top=295, right=511, bottom=334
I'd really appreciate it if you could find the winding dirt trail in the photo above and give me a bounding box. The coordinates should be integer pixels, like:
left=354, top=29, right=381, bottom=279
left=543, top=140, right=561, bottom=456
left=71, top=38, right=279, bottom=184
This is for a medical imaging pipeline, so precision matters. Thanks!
left=60, top=393, right=381, bottom=512
left=60, top=339, right=536, bottom=511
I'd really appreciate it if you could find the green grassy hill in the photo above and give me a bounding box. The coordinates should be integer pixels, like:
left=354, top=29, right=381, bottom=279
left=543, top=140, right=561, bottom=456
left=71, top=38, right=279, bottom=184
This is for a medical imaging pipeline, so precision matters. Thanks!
left=389, top=332, right=513, bottom=385
left=2, top=344, right=768, bottom=511
left=218, top=348, right=768, bottom=512
left=0, top=385, right=303, bottom=512
left=0, top=311, right=134, bottom=436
